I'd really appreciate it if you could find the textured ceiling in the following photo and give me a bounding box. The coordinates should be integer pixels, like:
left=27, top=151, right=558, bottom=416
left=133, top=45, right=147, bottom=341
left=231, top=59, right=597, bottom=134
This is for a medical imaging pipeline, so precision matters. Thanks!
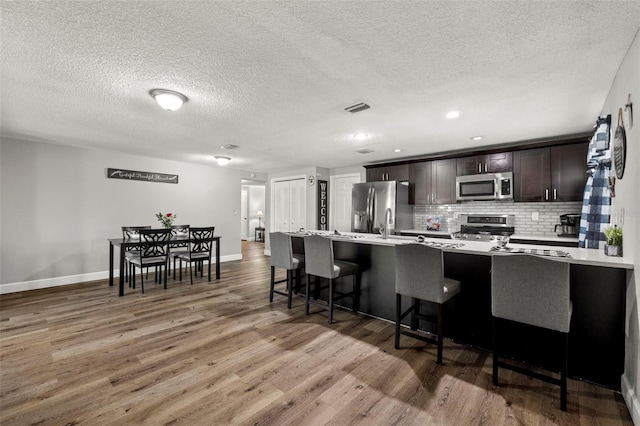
left=1, top=1, right=639, bottom=173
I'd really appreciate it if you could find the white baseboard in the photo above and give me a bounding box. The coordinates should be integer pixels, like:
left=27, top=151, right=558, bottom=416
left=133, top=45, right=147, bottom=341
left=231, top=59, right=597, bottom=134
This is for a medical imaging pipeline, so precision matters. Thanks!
left=622, top=373, right=640, bottom=426
left=0, top=254, right=242, bottom=295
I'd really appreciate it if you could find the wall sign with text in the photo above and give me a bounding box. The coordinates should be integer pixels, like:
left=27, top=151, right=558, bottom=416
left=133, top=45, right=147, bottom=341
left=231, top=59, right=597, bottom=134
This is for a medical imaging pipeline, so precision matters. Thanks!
left=317, top=180, right=328, bottom=230
left=107, top=168, right=178, bottom=184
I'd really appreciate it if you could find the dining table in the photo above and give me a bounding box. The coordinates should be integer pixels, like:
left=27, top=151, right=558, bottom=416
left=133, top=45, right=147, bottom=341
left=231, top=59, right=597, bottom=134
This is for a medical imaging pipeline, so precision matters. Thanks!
left=108, top=235, right=221, bottom=296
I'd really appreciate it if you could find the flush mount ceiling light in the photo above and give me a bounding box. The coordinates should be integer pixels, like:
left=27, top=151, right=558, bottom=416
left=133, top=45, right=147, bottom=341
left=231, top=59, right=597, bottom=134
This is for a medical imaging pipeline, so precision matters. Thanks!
left=353, top=133, right=369, bottom=141
left=149, top=89, right=188, bottom=111
left=393, top=149, right=403, bottom=153
left=470, top=136, right=484, bottom=141
left=446, top=111, right=460, bottom=119
left=214, top=156, right=231, bottom=166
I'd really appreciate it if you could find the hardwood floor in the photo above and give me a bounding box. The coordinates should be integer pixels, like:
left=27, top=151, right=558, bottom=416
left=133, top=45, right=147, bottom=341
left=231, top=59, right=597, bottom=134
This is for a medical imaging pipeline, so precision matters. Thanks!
left=0, top=241, right=632, bottom=425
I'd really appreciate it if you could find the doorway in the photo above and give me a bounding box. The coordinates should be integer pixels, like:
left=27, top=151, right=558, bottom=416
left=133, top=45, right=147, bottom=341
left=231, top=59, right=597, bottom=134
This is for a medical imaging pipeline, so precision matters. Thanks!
left=241, top=182, right=266, bottom=241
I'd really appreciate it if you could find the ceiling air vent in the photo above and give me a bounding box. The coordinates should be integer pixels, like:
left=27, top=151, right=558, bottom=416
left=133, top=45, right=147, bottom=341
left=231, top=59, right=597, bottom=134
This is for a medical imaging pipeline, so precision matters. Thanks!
left=344, top=102, right=370, bottom=113
left=221, top=144, right=239, bottom=149
left=356, top=149, right=374, bottom=154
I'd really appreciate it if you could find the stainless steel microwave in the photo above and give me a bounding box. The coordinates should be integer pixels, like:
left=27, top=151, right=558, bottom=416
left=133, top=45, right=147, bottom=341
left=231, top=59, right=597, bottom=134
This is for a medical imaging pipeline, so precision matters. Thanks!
left=456, top=172, right=513, bottom=201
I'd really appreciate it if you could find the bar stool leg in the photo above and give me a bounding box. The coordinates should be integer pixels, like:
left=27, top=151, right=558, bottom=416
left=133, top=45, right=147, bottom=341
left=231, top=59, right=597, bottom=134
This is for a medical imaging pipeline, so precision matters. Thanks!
left=436, top=303, right=444, bottom=365
left=492, top=317, right=499, bottom=386
left=395, top=294, right=402, bottom=349
left=269, top=266, right=275, bottom=303
left=287, top=270, right=293, bottom=309
left=328, top=278, right=334, bottom=324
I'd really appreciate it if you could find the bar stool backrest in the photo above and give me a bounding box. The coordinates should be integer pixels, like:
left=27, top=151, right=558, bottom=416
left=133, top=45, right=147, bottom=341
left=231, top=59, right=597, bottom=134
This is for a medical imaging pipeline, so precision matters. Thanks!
left=270, top=232, right=296, bottom=269
left=491, top=254, right=571, bottom=333
left=395, top=243, right=446, bottom=303
left=303, top=235, right=336, bottom=279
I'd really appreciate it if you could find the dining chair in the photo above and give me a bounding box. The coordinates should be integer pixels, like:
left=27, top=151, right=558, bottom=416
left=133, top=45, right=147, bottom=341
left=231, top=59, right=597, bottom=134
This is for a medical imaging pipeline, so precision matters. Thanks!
left=169, top=224, right=190, bottom=279
left=269, top=232, right=305, bottom=309
left=176, top=227, right=215, bottom=285
left=303, top=234, right=360, bottom=324
left=394, top=243, right=461, bottom=365
left=128, top=228, right=172, bottom=293
left=121, top=226, right=151, bottom=286
left=491, top=254, right=572, bottom=411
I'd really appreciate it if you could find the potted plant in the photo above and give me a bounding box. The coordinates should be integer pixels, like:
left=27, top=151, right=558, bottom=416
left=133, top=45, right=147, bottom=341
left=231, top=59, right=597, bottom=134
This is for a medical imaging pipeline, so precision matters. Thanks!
left=603, top=225, right=623, bottom=256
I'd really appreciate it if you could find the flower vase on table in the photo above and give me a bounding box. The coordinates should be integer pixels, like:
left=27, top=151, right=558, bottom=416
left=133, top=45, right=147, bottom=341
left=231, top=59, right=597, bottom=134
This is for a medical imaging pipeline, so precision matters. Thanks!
left=156, top=212, right=176, bottom=229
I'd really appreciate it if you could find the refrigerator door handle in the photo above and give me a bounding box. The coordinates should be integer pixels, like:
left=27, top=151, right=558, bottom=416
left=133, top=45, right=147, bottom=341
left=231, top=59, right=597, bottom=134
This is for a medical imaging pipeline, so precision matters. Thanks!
left=367, top=186, right=375, bottom=233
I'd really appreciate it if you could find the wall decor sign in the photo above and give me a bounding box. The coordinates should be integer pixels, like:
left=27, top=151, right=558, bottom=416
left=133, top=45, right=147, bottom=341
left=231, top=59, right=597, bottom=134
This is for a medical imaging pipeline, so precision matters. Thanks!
left=317, top=180, right=328, bottom=230
left=107, top=168, right=179, bottom=184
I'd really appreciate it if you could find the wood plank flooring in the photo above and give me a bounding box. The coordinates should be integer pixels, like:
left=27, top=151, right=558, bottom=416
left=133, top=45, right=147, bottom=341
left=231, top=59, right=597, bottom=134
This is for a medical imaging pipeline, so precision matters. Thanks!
left=0, top=241, right=633, bottom=425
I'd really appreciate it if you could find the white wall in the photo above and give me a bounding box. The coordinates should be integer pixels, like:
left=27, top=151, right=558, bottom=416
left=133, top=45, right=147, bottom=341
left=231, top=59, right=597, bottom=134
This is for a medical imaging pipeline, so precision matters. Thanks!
left=0, top=138, right=265, bottom=291
left=602, top=29, right=640, bottom=424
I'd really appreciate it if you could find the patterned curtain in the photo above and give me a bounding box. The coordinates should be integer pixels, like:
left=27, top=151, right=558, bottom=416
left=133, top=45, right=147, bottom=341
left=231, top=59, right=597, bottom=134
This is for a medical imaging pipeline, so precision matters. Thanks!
left=579, top=116, right=611, bottom=249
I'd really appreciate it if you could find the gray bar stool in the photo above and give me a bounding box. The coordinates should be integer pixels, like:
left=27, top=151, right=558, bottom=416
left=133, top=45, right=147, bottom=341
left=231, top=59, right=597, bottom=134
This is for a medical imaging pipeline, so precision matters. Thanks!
left=394, top=243, right=461, bottom=365
left=269, top=232, right=305, bottom=309
left=303, top=234, right=360, bottom=324
left=491, top=254, right=571, bottom=411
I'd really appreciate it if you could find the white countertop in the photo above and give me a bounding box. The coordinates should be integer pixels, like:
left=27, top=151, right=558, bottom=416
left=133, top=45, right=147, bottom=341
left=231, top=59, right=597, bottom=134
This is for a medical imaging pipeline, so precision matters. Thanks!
left=296, top=230, right=633, bottom=270
left=399, top=229, right=579, bottom=244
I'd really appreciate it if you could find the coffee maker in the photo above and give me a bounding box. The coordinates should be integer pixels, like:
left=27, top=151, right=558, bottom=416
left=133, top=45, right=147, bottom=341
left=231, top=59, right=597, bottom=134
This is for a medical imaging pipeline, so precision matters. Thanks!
left=554, top=213, right=580, bottom=237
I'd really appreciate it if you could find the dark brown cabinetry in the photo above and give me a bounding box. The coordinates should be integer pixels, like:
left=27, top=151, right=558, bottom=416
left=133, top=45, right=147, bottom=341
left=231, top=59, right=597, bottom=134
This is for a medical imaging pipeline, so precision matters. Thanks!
left=513, top=143, right=587, bottom=202
left=456, top=152, right=512, bottom=176
left=409, top=159, right=456, bottom=205
left=366, top=163, right=409, bottom=182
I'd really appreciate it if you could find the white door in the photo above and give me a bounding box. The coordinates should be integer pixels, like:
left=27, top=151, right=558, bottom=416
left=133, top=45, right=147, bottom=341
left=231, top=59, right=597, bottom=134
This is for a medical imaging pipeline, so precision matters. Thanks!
left=241, top=188, right=248, bottom=240
left=289, top=178, right=306, bottom=231
left=331, top=174, right=361, bottom=232
left=272, top=178, right=306, bottom=232
left=273, top=180, right=291, bottom=232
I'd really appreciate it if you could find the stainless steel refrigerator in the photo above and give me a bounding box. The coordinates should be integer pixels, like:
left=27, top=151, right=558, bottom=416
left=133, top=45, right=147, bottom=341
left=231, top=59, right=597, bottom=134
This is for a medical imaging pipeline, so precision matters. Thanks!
left=351, top=181, right=412, bottom=234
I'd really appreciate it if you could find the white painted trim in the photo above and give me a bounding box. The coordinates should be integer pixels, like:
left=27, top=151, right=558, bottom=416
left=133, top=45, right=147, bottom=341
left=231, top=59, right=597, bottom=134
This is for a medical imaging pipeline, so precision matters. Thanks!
left=622, top=373, right=640, bottom=426
left=0, top=254, right=242, bottom=294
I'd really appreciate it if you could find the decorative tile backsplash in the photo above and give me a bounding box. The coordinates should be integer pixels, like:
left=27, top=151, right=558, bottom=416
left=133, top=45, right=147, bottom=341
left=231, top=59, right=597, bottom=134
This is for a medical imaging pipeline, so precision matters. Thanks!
left=414, top=201, right=582, bottom=236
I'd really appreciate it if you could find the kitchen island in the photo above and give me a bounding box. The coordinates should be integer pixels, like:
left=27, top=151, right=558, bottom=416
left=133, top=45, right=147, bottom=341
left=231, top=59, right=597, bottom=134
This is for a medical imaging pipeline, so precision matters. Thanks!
left=290, top=231, right=632, bottom=390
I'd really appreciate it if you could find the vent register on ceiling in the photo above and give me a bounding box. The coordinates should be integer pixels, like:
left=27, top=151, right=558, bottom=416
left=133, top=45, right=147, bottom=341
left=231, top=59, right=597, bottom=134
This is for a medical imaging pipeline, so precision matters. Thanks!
left=578, top=116, right=611, bottom=249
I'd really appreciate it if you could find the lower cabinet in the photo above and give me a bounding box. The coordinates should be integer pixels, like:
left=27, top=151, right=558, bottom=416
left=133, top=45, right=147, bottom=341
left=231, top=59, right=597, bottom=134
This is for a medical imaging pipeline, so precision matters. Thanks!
left=409, top=159, right=456, bottom=204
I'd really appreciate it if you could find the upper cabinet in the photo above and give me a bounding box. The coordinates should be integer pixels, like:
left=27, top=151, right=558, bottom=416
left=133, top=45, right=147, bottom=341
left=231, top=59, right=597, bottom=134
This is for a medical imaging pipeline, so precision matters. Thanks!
left=409, top=159, right=456, bottom=205
left=456, top=152, right=512, bottom=176
left=513, top=143, right=587, bottom=202
left=366, top=163, right=409, bottom=182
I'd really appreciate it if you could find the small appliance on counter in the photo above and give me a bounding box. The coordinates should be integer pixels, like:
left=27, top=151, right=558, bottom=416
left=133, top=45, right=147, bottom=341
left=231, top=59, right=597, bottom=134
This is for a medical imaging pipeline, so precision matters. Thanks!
left=554, top=213, right=580, bottom=237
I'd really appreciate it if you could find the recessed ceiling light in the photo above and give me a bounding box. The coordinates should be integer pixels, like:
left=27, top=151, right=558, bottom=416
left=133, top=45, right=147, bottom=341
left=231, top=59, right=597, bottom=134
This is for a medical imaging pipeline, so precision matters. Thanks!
left=446, top=111, right=460, bottom=119
left=149, top=89, right=188, bottom=111
left=353, top=133, right=369, bottom=141
left=393, top=149, right=403, bottom=153
left=214, top=156, right=231, bottom=166
left=221, top=144, right=239, bottom=149
left=470, top=136, right=483, bottom=141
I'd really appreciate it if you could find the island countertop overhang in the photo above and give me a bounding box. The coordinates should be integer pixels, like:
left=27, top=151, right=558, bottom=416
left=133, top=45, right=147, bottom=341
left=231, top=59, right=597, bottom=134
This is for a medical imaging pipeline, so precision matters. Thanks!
left=291, top=230, right=633, bottom=270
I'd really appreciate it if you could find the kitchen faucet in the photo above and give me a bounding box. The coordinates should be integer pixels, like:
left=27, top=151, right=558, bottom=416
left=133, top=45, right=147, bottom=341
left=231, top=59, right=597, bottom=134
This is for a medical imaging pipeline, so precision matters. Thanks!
left=380, top=207, right=393, bottom=239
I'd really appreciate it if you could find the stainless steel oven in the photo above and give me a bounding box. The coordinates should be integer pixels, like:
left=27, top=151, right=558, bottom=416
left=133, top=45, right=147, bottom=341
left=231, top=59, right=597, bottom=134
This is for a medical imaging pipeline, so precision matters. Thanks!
left=456, top=172, right=513, bottom=201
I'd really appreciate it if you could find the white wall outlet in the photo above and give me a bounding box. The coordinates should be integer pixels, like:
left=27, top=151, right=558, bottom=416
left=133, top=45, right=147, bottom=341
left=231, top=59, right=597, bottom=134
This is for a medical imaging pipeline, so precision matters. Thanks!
left=532, top=212, right=539, bottom=221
